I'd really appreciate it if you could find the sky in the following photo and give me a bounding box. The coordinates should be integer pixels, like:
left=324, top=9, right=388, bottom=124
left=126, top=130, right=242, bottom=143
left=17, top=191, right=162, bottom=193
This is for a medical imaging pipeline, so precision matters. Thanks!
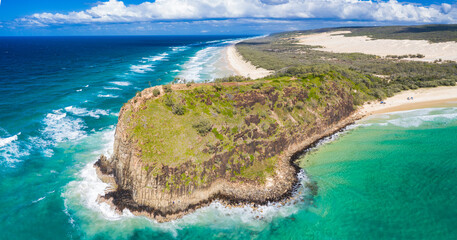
left=0, top=0, right=456, bottom=35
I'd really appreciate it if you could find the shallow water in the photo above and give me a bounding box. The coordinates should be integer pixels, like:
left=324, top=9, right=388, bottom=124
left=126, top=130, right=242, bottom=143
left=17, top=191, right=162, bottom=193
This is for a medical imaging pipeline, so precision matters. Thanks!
left=1, top=36, right=457, bottom=239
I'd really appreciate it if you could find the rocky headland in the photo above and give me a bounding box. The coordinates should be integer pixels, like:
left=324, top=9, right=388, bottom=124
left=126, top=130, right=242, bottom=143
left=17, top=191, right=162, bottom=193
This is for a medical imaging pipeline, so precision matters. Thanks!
left=95, top=72, right=370, bottom=222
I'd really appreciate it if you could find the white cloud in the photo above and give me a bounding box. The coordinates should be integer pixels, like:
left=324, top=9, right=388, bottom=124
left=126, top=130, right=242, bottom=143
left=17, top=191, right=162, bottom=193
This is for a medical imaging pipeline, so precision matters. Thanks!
left=17, top=0, right=457, bottom=26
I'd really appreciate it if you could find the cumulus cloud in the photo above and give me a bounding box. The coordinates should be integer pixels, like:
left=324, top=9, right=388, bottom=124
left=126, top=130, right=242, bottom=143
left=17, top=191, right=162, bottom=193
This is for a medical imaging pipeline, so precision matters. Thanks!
left=17, top=0, right=457, bottom=26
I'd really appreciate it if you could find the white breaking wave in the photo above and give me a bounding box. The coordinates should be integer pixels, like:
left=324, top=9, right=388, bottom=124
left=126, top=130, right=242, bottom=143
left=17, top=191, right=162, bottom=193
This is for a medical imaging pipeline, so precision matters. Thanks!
left=67, top=161, right=133, bottom=221
left=178, top=39, right=242, bottom=82
left=110, top=81, right=131, bottom=86
left=0, top=132, right=29, bottom=165
left=130, top=64, right=154, bottom=74
left=171, top=46, right=189, bottom=52
left=64, top=106, right=109, bottom=119
left=131, top=52, right=170, bottom=74
left=103, top=87, right=122, bottom=90
left=143, top=52, right=169, bottom=62
left=0, top=132, right=20, bottom=148
left=97, top=94, right=119, bottom=98
left=61, top=128, right=117, bottom=228
left=63, top=128, right=135, bottom=221
left=32, top=196, right=46, bottom=203
left=42, top=109, right=87, bottom=144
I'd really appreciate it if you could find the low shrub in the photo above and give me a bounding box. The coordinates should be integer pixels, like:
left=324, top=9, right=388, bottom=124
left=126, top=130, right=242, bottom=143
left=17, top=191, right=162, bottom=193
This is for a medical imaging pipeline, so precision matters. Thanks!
left=192, top=119, right=213, bottom=136
left=252, top=82, right=263, bottom=89
left=163, top=85, right=172, bottom=93
left=163, top=95, right=174, bottom=107
left=153, top=88, right=160, bottom=97
left=172, top=103, right=185, bottom=115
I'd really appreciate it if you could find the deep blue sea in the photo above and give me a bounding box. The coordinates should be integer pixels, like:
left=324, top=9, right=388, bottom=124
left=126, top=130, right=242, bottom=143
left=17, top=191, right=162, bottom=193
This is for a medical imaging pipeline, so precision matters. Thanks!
left=1, top=36, right=457, bottom=240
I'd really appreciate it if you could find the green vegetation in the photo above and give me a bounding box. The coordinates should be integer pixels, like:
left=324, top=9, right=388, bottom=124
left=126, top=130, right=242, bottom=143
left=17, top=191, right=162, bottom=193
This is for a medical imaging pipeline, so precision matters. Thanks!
left=192, top=119, right=213, bottom=136
left=123, top=69, right=390, bottom=182
left=153, top=88, right=160, bottom=97
left=236, top=26, right=457, bottom=98
left=172, top=103, right=185, bottom=115
left=125, top=24, right=457, bottom=186
left=163, top=84, right=172, bottom=93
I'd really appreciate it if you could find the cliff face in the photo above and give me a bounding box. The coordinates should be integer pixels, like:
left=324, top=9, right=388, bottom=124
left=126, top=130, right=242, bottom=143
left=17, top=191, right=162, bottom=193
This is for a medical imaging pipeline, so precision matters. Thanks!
left=95, top=74, right=364, bottom=222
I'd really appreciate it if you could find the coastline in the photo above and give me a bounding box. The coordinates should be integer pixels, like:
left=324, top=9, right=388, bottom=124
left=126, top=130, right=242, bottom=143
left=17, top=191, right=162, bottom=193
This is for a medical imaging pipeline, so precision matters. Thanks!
left=94, top=80, right=457, bottom=222
left=359, top=85, right=457, bottom=116
left=226, top=45, right=273, bottom=79
left=93, top=41, right=457, bottom=222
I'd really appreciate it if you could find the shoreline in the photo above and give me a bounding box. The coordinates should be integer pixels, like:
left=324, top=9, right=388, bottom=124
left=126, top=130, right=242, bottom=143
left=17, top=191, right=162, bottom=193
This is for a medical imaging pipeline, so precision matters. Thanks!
left=225, top=45, right=273, bottom=79
left=359, top=85, right=457, bottom=116
left=93, top=42, right=457, bottom=222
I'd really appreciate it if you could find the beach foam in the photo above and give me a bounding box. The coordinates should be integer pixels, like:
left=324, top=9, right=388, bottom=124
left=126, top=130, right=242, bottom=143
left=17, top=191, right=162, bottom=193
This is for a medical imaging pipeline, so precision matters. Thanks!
left=177, top=39, right=244, bottom=82
left=361, top=107, right=457, bottom=128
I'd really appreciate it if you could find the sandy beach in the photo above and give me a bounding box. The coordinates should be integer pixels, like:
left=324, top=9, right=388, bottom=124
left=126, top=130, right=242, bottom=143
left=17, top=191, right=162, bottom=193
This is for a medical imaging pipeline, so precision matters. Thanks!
left=360, top=86, right=457, bottom=116
left=297, top=31, right=457, bottom=62
left=226, top=45, right=272, bottom=79
left=226, top=37, right=457, bottom=117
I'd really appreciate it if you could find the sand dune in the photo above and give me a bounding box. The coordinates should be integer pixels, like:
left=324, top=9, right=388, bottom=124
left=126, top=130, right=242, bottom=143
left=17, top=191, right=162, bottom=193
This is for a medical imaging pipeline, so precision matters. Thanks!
left=297, top=31, right=457, bottom=62
left=226, top=45, right=272, bottom=79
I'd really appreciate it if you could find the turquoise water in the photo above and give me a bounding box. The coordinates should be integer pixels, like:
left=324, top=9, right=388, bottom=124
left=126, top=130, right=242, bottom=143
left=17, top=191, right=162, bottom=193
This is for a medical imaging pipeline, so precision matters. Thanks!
left=1, top=36, right=457, bottom=239
left=297, top=107, right=457, bottom=239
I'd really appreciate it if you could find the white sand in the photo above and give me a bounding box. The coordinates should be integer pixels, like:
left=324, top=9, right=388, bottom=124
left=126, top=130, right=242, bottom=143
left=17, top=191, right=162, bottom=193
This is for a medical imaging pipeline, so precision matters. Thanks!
left=297, top=31, right=457, bottom=62
left=359, top=86, right=457, bottom=116
left=226, top=45, right=273, bottom=79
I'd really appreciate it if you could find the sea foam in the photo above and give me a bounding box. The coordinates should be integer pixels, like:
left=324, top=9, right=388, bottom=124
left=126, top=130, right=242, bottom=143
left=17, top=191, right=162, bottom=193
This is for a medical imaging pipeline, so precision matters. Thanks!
left=0, top=132, right=29, bottom=165
left=130, top=64, right=154, bottom=74
left=103, top=87, right=122, bottom=90
left=110, top=81, right=131, bottom=86
left=0, top=132, right=20, bottom=148
left=97, top=94, right=119, bottom=98
left=178, top=39, right=241, bottom=82
left=64, top=106, right=109, bottom=119
left=63, top=128, right=134, bottom=221
left=42, top=109, right=87, bottom=144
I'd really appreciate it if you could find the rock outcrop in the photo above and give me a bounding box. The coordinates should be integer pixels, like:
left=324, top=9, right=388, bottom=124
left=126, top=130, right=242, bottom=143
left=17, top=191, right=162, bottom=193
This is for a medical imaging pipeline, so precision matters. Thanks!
left=95, top=75, right=364, bottom=222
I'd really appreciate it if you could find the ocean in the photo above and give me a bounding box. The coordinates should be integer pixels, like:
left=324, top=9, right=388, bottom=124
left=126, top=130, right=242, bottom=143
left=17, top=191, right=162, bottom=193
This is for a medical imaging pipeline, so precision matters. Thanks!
left=1, top=36, right=456, bottom=239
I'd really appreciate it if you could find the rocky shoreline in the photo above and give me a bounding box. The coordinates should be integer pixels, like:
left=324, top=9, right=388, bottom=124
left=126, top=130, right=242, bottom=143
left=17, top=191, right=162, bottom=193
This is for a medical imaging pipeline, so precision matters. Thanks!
left=94, top=106, right=364, bottom=222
